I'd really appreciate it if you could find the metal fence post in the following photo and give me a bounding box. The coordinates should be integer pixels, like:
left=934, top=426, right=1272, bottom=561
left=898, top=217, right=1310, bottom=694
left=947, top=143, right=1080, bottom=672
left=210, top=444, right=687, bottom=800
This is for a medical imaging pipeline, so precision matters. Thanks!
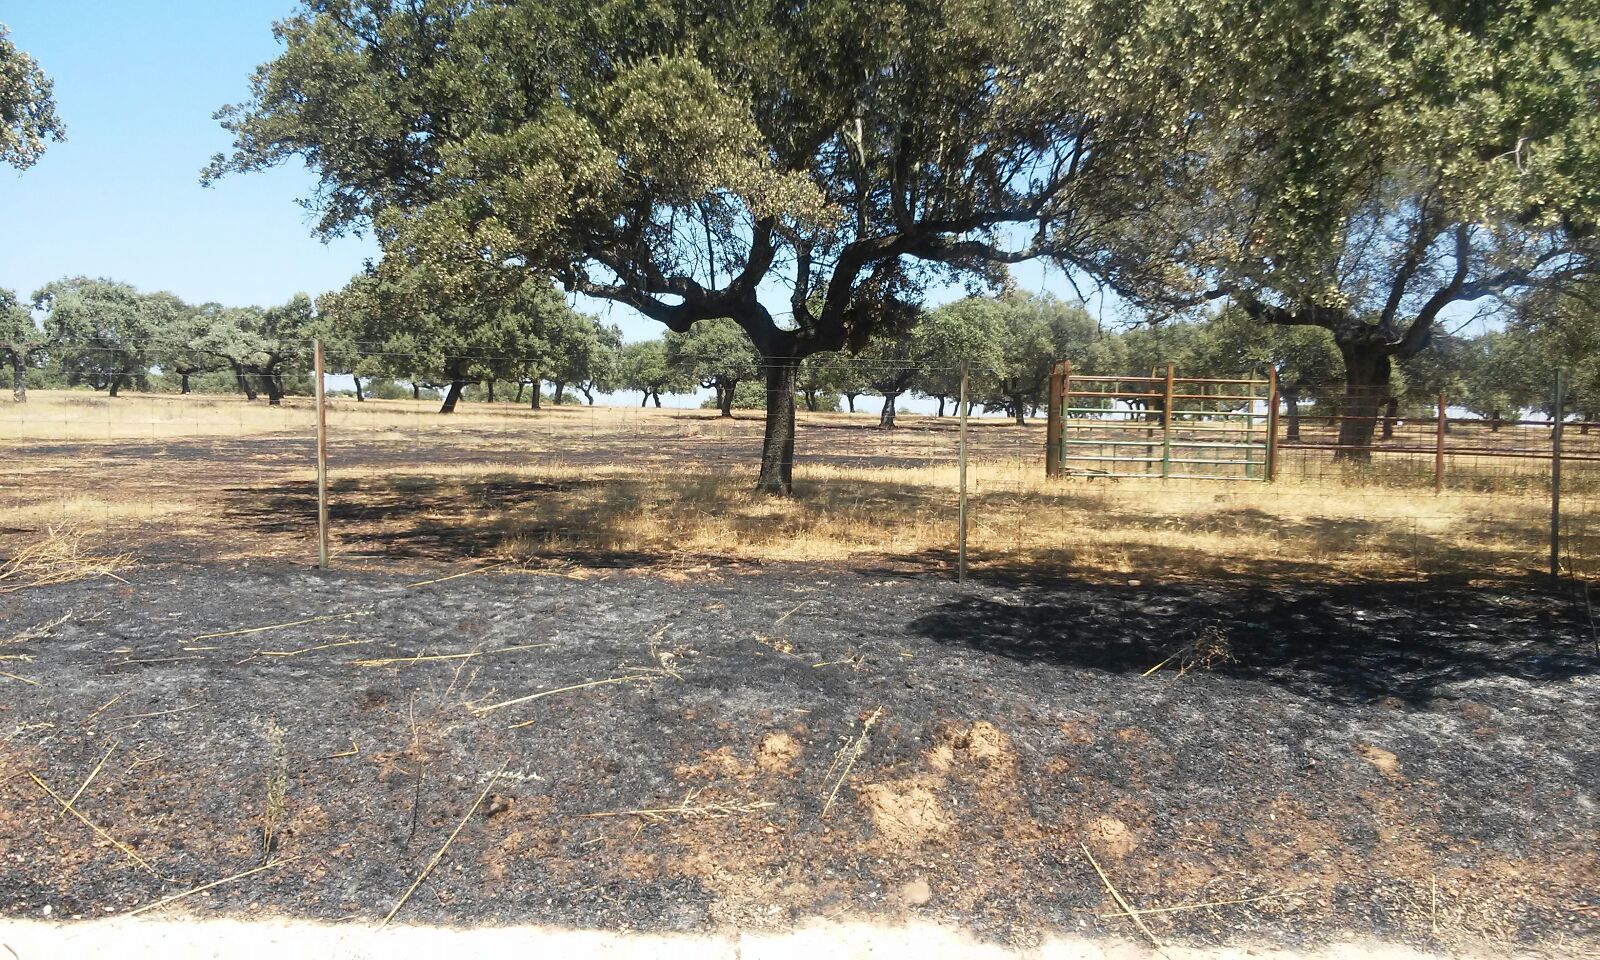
left=1045, top=360, right=1064, bottom=478
left=1265, top=367, right=1279, bottom=482
left=314, top=338, right=330, bottom=570
left=1434, top=393, right=1446, bottom=495
left=1551, top=369, right=1566, bottom=584
left=957, top=360, right=969, bottom=584
left=1161, top=363, right=1175, bottom=479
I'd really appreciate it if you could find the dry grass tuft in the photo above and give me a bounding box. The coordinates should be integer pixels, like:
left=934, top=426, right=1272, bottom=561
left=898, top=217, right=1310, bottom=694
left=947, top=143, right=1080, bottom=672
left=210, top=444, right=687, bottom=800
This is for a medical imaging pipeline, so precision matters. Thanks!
left=821, top=707, right=882, bottom=819
left=260, top=718, right=289, bottom=860
left=1143, top=625, right=1235, bottom=677
left=579, top=788, right=776, bottom=822
left=0, top=528, right=134, bottom=594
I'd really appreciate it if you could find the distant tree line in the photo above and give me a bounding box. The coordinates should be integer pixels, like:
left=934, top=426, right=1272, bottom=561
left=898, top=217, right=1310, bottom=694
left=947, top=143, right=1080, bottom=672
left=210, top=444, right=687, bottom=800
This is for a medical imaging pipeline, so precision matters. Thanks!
left=6, top=275, right=1592, bottom=437
left=3, top=278, right=322, bottom=404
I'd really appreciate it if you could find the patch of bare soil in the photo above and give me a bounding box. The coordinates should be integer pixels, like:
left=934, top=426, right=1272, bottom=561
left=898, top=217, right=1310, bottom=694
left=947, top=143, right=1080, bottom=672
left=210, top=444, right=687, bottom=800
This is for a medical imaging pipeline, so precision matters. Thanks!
left=0, top=560, right=1595, bottom=956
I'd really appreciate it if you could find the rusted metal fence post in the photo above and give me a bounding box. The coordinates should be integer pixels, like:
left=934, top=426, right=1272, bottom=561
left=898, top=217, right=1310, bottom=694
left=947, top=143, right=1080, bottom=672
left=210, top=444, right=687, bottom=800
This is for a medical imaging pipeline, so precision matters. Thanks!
left=1265, top=367, right=1279, bottom=482
left=314, top=338, right=330, bottom=570
left=1551, top=369, right=1566, bottom=584
left=1161, top=364, right=1175, bottom=479
left=957, top=360, right=969, bottom=583
left=1433, top=393, right=1446, bottom=495
left=1045, top=360, right=1064, bottom=478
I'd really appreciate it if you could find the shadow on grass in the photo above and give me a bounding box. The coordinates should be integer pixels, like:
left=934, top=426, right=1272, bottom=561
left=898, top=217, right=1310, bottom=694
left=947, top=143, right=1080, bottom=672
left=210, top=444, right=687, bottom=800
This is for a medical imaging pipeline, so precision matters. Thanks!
left=211, top=469, right=1574, bottom=583
left=206, top=471, right=1600, bottom=706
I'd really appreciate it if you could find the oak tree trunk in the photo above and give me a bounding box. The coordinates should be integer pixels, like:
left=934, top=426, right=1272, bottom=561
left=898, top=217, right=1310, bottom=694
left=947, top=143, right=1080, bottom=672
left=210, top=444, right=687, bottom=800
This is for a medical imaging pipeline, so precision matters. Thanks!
left=354, top=377, right=364, bottom=402
left=936, top=396, right=946, bottom=417
left=1011, top=394, right=1026, bottom=426
left=108, top=375, right=122, bottom=398
left=1380, top=397, right=1399, bottom=440
left=1334, top=343, right=1391, bottom=462
left=756, top=358, right=799, bottom=494
left=439, top=379, right=466, bottom=414
left=1282, top=386, right=1302, bottom=442
left=652, top=392, right=661, bottom=408
left=719, top=381, right=735, bottom=418
left=10, top=355, right=25, bottom=402
left=879, top=392, right=899, bottom=428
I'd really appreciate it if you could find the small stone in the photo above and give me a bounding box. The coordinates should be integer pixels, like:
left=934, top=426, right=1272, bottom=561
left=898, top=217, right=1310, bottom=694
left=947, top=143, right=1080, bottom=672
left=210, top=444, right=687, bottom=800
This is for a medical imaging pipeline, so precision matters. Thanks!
left=899, top=877, right=932, bottom=907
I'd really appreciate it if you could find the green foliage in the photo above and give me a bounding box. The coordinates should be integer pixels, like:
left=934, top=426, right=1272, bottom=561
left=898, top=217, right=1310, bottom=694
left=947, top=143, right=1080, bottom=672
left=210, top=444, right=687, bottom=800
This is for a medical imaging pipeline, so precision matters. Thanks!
left=1192, top=306, right=1344, bottom=394
left=701, top=380, right=769, bottom=411
left=0, top=24, right=64, bottom=170
left=546, top=314, right=623, bottom=403
left=205, top=0, right=1280, bottom=402
left=1510, top=282, right=1600, bottom=417
left=666, top=319, right=760, bottom=393
left=363, top=378, right=421, bottom=401
left=619, top=339, right=691, bottom=404
left=199, top=296, right=319, bottom=401
left=1, top=287, right=48, bottom=398
left=153, top=303, right=230, bottom=388
left=797, top=352, right=865, bottom=404
left=1, top=286, right=47, bottom=360
left=34, top=278, right=182, bottom=393
left=945, top=292, right=1100, bottom=418
left=1115, top=0, right=1600, bottom=382
left=319, top=267, right=572, bottom=391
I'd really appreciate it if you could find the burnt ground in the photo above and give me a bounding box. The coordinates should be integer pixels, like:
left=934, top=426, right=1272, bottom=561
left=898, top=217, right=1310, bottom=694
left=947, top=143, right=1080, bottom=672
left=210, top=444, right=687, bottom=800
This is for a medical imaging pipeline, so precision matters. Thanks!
left=0, top=559, right=1596, bottom=954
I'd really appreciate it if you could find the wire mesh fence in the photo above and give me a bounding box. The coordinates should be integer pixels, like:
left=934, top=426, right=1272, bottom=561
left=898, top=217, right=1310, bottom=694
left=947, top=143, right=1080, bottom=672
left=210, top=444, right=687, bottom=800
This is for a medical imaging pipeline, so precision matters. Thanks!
left=2, top=343, right=1596, bottom=586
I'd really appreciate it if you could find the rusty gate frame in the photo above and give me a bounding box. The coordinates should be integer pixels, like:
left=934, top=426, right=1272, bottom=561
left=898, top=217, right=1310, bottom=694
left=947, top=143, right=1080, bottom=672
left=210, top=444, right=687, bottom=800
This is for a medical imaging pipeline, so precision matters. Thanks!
left=1045, top=362, right=1279, bottom=481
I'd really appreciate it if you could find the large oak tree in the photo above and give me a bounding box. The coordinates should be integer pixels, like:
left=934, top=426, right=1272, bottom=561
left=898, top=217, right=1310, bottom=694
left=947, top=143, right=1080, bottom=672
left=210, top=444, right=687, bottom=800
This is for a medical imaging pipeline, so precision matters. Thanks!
left=1103, top=0, right=1600, bottom=457
left=207, top=0, right=1266, bottom=492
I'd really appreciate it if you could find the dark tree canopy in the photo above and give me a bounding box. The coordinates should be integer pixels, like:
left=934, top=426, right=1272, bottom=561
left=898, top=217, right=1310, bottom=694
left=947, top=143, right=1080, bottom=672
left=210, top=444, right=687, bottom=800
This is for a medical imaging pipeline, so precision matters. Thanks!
left=1102, top=0, right=1600, bottom=455
left=207, top=0, right=1266, bottom=491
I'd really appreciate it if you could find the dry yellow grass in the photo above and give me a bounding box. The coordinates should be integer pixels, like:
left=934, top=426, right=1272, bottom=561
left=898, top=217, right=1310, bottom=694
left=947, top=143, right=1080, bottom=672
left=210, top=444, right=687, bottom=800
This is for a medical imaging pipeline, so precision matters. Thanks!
left=3, top=389, right=1595, bottom=581
left=0, top=392, right=315, bottom=442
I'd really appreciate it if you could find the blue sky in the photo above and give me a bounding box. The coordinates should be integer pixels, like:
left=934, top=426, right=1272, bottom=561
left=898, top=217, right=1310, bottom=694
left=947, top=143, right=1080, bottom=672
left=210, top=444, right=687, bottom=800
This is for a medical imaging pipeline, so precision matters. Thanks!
left=1, top=2, right=378, bottom=311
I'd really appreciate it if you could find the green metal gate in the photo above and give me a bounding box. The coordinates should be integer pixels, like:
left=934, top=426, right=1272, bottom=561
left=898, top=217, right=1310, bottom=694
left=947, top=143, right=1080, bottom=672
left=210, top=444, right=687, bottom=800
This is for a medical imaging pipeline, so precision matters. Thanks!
left=1045, top=363, right=1278, bottom=481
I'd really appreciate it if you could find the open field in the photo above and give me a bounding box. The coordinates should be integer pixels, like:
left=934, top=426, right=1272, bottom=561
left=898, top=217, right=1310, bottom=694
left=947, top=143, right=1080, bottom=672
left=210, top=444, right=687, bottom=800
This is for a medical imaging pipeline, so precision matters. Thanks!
left=3, top=390, right=1599, bottom=581
left=0, top=391, right=1596, bottom=957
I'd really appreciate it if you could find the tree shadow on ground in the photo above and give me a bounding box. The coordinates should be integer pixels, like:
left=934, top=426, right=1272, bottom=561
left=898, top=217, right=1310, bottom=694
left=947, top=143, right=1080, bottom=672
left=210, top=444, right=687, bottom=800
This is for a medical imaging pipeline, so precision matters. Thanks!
left=902, top=560, right=1599, bottom=706
left=218, top=476, right=671, bottom=566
